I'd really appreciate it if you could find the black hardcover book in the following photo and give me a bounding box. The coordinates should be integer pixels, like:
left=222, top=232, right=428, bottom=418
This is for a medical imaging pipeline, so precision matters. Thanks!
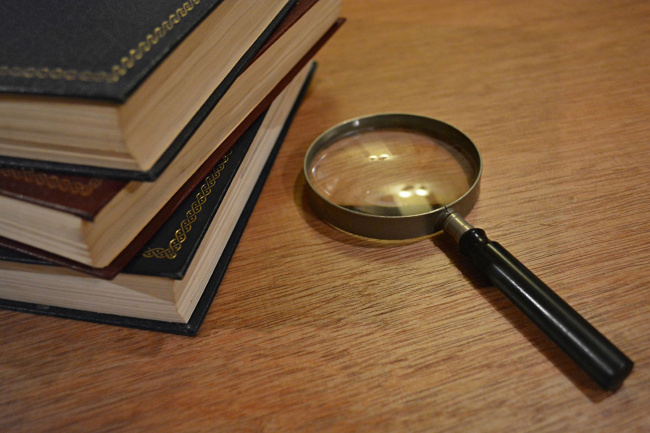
left=0, top=63, right=315, bottom=335
left=0, top=0, right=300, bottom=179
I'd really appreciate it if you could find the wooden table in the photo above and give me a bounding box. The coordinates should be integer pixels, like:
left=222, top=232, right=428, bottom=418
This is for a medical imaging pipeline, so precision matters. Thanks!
left=2, top=1, right=649, bottom=431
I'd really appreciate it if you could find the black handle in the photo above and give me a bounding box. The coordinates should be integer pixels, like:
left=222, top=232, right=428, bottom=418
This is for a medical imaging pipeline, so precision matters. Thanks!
left=458, top=228, right=633, bottom=391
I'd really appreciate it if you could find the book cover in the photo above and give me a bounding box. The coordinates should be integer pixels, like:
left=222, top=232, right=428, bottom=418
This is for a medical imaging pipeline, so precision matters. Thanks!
left=1, top=0, right=224, bottom=99
left=0, top=63, right=316, bottom=335
left=0, top=0, right=299, bottom=179
left=0, top=11, right=345, bottom=275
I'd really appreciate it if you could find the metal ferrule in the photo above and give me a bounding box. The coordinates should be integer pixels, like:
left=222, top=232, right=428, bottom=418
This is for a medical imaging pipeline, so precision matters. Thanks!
left=441, top=210, right=475, bottom=243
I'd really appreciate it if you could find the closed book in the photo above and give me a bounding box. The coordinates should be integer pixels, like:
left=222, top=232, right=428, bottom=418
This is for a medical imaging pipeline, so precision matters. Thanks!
left=0, top=1, right=344, bottom=275
left=0, top=62, right=315, bottom=335
left=0, top=0, right=298, bottom=179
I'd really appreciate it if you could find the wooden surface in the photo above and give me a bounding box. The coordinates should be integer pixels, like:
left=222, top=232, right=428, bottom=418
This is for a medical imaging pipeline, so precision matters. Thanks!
left=2, top=1, right=649, bottom=431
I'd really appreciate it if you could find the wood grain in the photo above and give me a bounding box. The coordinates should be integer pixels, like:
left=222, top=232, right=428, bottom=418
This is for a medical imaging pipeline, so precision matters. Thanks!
left=1, top=1, right=649, bottom=431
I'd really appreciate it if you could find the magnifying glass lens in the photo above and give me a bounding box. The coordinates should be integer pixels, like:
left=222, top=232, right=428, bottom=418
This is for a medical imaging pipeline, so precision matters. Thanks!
left=307, top=128, right=475, bottom=217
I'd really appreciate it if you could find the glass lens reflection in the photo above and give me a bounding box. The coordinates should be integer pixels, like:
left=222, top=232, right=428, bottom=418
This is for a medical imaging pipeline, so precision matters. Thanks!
left=308, top=128, right=474, bottom=217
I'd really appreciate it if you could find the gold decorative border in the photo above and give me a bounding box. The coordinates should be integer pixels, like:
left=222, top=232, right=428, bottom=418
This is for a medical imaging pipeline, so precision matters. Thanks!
left=0, top=168, right=103, bottom=197
left=0, top=0, right=200, bottom=84
left=141, top=151, right=231, bottom=260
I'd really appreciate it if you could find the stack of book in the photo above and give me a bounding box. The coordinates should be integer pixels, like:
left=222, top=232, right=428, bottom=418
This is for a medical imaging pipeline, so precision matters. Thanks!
left=0, top=0, right=344, bottom=334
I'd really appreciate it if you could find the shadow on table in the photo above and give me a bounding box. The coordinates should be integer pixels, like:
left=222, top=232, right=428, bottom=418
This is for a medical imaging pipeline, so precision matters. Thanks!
left=431, top=234, right=616, bottom=403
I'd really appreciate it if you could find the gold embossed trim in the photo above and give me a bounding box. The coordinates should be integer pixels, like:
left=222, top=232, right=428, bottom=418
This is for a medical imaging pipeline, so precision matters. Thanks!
left=0, top=0, right=200, bottom=84
left=0, top=168, right=103, bottom=196
left=141, top=151, right=231, bottom=260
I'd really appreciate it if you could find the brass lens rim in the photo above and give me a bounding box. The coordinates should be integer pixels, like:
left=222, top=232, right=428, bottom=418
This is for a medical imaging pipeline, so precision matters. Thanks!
left=303, top=113, right=483, bottom=240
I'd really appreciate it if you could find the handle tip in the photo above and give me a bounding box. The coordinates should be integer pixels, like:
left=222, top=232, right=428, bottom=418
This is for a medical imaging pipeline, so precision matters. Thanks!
left=599, top=357, right=634, bottom=391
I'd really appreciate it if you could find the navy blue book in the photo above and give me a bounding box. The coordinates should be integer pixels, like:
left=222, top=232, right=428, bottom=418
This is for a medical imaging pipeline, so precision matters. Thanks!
left=0, top=63, right=315, bottom=335
left=0, top=0, right=298, bottom=179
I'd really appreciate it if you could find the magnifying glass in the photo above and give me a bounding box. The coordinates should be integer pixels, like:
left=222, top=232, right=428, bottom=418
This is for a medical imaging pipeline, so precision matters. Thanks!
left=303, top=113, right=633, bottom=391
